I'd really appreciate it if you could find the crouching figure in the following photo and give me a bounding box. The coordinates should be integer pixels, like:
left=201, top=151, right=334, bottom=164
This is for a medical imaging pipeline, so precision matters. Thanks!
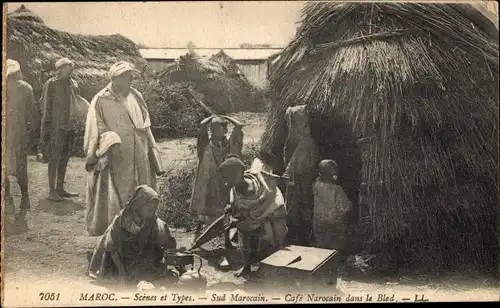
left=87, top=185, right=177, bottom=284
left=220, top=155, right=288, bottom=277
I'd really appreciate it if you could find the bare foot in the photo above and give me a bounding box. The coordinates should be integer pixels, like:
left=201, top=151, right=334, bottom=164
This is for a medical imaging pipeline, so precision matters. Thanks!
left=234, top=265, right=251, bottom=278
left=56, top=190, right=79, bottom=198
left=47, top=192, right=63, bottom=202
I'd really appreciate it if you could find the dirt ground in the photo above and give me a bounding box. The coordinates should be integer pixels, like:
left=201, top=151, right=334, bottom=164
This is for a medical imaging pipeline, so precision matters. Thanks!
left=2, top=112, right=499, bottom=305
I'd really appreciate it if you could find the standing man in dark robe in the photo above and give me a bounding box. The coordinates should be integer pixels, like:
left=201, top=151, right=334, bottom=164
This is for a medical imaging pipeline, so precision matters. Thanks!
left=5, top=59, right=36, bottom=224
left=38, top=58, right=79, bottom=202
left=283, top=105, right=318, bottom=246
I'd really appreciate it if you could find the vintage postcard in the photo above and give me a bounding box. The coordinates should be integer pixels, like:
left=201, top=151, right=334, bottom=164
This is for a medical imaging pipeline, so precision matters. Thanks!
left=1, top=1, right=499, bottom=306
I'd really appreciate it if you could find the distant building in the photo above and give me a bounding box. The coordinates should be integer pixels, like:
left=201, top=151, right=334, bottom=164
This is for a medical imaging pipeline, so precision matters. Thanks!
left=139, top=47, right=282, bottom=89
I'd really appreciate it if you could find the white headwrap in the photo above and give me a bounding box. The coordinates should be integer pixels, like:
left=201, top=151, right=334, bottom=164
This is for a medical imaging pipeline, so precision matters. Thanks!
left=7, top=59, right=21, bottom=76
left=108, top=61, right=135, bottom=79
left=55, top=57, right=74, bottom=69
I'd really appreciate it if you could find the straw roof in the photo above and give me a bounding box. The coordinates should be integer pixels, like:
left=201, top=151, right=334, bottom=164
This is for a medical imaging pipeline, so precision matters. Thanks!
left=8, top=5, right=45, bottom=24
left=157, top=51, right=267, bottom=113
left=262, top=2, right=499, bottom=272
left=135, top=50, right=267, bottom=139
left=6, top=9, right=151, bottom=102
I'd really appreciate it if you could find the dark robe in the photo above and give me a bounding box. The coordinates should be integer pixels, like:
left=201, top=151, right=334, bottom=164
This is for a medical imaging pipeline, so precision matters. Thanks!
left=88, top=213, right=176, bottom=282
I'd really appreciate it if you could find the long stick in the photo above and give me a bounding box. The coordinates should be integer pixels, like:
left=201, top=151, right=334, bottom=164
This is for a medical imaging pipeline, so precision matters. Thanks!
left=187, top=88, right=216, bottom=116
left=314, top=29, right=413, bottom=52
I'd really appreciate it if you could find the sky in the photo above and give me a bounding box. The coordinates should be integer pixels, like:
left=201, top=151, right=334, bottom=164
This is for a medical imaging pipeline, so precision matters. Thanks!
left=6, top=1, right=306, bottom=48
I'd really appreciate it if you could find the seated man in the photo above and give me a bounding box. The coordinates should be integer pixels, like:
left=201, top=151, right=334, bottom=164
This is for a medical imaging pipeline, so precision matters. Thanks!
left=87, top=185, right=177, bottom=284
left=220, top=155, right=288, bottom=277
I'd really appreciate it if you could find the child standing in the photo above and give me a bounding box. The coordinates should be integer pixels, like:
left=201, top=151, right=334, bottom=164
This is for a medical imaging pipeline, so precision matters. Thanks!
left=190, top=115, right=244, bottom=239
left=312, top=160, right=352, bottom=255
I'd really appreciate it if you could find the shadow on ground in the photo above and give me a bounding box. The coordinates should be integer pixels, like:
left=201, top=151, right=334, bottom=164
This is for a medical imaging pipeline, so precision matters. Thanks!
left=4, top=219, right=29, bottom=237
left=38, top=199, right=83, bottom=216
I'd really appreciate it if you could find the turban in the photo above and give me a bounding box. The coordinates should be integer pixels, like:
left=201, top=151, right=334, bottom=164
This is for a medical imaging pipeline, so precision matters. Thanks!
left=108, top=61, right=135, bottom=79
left=55, top=57, right=74, bottom=69
left=219, top=155, right=245, bottom=172
left=7, top=59, right=20, bottom=76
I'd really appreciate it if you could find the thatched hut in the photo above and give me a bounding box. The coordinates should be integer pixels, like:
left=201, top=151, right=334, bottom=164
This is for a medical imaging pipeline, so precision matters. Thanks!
left=261, top=2, right=499, bottom=273
left=8, top=4, right=45, bottom=24
left=6, top=6, right=151, bottom=102
left=157, top=51, right=268, bottom=113
left=135, top=51, right=268, bottom=139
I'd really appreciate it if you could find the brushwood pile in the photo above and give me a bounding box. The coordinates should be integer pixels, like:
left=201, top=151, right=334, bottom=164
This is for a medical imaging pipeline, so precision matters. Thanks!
left=137, top=51, right=268, bottom=139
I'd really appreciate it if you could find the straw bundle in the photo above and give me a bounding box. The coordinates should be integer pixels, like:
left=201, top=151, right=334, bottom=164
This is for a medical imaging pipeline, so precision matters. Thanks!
left=262, top=2, right=499, bottom=273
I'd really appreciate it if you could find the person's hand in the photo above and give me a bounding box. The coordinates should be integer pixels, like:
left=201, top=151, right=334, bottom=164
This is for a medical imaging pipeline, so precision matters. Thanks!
left=224, top=204, right=232, bottom=214
left=200, top=115, right=215, bottom=125
left=36, top=153, right=45, bottom=163
left=166, top=237, right=177, bottom=250
left=85, top=163, right=96, bottom=172
left=98, top=154, right=109, bottom=167
left=222, top=115, right=243, bottom=127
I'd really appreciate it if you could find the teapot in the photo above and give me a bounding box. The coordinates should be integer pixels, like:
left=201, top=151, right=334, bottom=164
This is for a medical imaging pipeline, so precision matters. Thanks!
left=178, top=254, right=207, bottom=293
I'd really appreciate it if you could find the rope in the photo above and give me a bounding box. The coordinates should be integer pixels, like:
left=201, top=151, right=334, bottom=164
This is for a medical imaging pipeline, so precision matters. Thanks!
left=314, top=28, right=416, bottom=53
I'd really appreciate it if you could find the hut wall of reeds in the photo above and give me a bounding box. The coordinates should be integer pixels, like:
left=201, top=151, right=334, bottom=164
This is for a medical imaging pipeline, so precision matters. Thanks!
left=261, top=2, right=499, bottom=273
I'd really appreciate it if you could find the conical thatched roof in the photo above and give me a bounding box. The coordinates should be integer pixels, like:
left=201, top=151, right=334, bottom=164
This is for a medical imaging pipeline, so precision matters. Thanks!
left=8, top=5, right=45, bottom=24
left=133, top=50, right=267, bottom=140
left=262, top=2, right=499, bottom=273
left=210, top=50, right=246, bottom=79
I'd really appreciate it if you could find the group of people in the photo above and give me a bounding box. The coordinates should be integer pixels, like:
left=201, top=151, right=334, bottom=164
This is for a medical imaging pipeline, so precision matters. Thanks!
left=5, top=58, right=162, bottom=225
left=188, top=105, right=353, bottom=277
left=5, top=57, right=173, bottom=283
left=5, top=56, right=353, bottom=284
